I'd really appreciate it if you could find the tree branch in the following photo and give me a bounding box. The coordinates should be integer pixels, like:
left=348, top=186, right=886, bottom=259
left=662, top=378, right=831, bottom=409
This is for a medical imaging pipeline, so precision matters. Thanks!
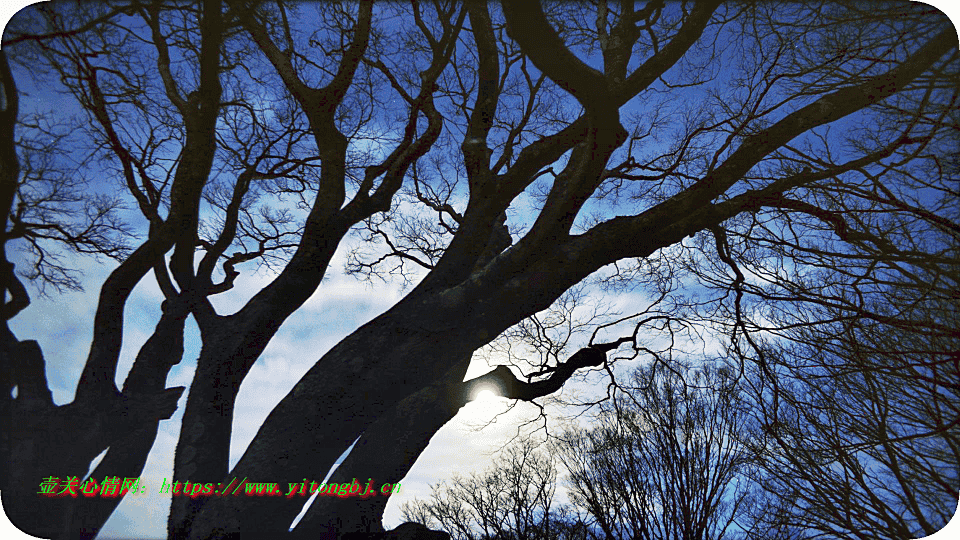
left=564, top=29, right=956, bottom=272
left=501, top=2, right=611, bottom=110
left=463, top=346, right=611, bottom=403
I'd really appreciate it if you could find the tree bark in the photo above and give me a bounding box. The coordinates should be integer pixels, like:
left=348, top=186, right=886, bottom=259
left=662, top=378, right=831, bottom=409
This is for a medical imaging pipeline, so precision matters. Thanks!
left=62, top=299, right=189, bottom=540
left=289, top=344, right=616, bottom=539
left=290, top=357, right=472, bottom=539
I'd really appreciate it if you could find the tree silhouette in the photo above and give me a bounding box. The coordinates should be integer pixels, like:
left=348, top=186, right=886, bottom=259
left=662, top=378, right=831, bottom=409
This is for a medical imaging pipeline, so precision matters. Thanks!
left=401, top=438, right=562, bottom=540
left=555, top=363, right=754, bottom=540
left=1, top=1, right=957, bottom=539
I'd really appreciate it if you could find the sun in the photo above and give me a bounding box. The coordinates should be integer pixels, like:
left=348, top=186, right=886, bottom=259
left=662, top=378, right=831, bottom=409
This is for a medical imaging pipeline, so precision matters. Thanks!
left=469, top=382, right=502, bottom=402
left=461, top=384, right=506, bottom=423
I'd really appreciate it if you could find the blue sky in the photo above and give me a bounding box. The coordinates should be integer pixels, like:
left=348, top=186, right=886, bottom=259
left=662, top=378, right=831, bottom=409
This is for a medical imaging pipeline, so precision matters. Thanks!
left=2, top=1, right=960, bottom=540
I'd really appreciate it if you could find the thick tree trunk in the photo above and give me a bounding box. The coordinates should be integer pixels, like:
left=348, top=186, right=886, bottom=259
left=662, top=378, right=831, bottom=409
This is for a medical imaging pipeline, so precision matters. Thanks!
left=168, top=327, right=255, bottom=539
left=2, top=332, right=75, bottom=538
left=167, top=231, right=352, bottom=538
left=182, top=257, right=611, bottom=540
left=184, top=296, right=488, bottom=540
left=289, top=344, right=614, bottom=538
left=289, top=358, right=472, bottom=539
left=1, top=328, right=183, bottom=539
left=63, top=301, right=188, bottom=539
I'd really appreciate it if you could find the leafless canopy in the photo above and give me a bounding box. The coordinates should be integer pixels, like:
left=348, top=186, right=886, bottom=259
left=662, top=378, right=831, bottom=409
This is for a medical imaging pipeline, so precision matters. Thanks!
left=0, top=1, right=956, bottom=539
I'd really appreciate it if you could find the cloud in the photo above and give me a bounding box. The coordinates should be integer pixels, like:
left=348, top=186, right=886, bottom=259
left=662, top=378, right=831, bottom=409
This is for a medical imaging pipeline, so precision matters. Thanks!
left=382, top=398, right=551, bottom=528
left=7, top=253, right=116, bottom=404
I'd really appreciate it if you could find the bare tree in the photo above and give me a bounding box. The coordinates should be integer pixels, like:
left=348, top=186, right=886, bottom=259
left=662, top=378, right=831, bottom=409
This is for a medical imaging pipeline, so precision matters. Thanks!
left=555, top=362, right=754, bottom=540
left=400, top=437, right=565, bottom=540
left=0, top=1, right=956, bottom=539
left=731, top=269, right=959, bottom=538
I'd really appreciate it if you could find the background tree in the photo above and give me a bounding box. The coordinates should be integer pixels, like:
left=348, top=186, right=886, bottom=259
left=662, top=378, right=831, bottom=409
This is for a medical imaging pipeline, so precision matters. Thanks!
left=400, top=438, right=566, bottom=540
left=555, top=362, right=754, bottom=540
left=1, top=1, right=957, bottom=539
left=728, top=235, right=959, bottom=538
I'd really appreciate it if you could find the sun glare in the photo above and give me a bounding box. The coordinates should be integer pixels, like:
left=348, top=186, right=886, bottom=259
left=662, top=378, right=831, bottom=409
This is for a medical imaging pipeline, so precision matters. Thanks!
left=476, top=389, right=496, bottom=401
left=461, top=385, right=506, bottom=423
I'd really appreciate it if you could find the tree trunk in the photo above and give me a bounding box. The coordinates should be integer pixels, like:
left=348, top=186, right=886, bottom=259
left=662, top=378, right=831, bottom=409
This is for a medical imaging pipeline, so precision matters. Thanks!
left=1, top=327, right=183, bottom=539
left=62, top=301, right=189, bottom=539
left=167, top=231, right=352, bottom=537
left=290, top=358, right=472, bottom=539
left=183, top=295, right=491, bottom=539
left=168, top=326, right=258, bottom=539
left=2, top=331, right=75, bottom=538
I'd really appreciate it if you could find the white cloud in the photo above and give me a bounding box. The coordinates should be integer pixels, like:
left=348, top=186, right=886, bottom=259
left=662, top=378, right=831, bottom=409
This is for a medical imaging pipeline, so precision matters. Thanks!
left=382, top=398, right=553, bottom=528
left=8, top=253, right=115, bottom=404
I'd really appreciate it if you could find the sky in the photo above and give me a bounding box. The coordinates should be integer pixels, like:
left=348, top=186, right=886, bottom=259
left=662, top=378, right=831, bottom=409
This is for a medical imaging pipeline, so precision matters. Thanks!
left=2, top=1, right=960, bottom=540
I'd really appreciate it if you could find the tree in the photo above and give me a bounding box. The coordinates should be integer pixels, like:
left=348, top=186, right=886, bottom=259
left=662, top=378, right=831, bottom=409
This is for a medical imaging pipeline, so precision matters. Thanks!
left=728, top=243, right=960, bottom=538
left=1, top=1, right=957, bottom=539
left=555, top=363, right=754, bottom=540
left=400, top=438, right=567, bottom=540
